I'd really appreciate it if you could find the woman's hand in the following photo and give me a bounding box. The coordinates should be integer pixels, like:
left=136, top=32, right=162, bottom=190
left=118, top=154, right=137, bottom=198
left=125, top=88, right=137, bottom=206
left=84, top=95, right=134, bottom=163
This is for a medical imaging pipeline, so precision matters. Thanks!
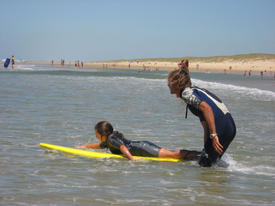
left=212, top=136, right=223, bottom=155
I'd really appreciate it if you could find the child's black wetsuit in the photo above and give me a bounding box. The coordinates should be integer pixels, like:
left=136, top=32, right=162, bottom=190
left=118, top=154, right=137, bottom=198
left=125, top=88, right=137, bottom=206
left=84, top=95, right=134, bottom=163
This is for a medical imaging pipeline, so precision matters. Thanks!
left=99, top=132, right=161, bottom=157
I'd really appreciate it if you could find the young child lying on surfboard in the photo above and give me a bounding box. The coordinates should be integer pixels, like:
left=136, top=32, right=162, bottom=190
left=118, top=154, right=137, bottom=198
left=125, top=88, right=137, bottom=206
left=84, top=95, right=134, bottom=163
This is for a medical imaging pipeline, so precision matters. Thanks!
left=75, top=121, right=200, bottom=161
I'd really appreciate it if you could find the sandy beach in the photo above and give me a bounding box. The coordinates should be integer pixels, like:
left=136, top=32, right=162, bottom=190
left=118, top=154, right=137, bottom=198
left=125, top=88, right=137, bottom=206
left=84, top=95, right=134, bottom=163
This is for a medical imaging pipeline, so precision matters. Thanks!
left=85, top=59, right=275, bottom=73
left=29, top=54, right=275, bottom=76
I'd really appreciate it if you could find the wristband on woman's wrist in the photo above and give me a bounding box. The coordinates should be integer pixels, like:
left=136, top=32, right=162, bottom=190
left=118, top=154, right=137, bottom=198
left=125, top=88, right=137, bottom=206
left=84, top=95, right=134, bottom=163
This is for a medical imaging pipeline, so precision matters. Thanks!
left=210, top=133, right=217, bottom=139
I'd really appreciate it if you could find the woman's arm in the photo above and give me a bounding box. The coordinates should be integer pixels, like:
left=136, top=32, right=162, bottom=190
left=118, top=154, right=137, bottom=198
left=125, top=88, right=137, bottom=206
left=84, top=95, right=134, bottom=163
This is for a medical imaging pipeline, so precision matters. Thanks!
left=199, top=101, right=216, bottom=134
left=75, top=143, right=101, bottom=149
left=199, top=101, right=223, bottom=154
left=200, top=120, right=209, bottom=144
left=120, top=145, right=135, bottom=160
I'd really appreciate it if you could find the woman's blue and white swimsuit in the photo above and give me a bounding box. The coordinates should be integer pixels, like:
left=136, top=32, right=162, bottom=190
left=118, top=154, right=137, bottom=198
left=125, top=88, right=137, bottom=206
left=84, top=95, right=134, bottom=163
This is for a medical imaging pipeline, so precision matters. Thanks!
left=181, top=86, right=236, bottom=166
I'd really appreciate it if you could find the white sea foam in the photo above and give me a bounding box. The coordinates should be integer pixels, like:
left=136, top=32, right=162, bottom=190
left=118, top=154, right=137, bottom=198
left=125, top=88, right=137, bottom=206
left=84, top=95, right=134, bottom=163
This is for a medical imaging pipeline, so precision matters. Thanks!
left=192, top=79, right=275, bottom=101
left=124, top=77, right=275, bottom=101
left=84, top=75, right=275, bottom=101
left=13, top=65, right=34, bottom=70
left=222, top=154, right=275, bottom=177
left=98, top=76, right=275, bottom=100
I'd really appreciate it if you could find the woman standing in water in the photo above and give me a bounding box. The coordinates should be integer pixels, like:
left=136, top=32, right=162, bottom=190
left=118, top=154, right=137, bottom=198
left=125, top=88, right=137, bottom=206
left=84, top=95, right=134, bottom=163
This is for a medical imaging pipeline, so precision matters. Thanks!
left=167, top=59, right=236, bottom=167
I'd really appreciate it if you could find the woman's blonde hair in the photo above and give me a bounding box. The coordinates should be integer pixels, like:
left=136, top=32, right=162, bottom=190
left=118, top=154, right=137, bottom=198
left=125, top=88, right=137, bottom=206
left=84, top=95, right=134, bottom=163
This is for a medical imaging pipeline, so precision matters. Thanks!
left=168, top=59, right=191, bottom=91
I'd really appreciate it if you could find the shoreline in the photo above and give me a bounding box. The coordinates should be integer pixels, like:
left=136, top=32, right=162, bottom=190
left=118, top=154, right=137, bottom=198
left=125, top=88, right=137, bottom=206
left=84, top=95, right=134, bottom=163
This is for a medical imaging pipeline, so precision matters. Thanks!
left=28, top=59, right=275, bottom=77
left=23, top=54, right=275, bottom=76
left=84, top=59, right=275, bottom=73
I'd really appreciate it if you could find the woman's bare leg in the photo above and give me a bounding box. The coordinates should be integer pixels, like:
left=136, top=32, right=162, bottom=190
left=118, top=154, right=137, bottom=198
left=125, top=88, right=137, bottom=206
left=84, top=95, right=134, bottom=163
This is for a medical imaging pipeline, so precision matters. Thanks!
left=158, top=148, right=201, bottom=160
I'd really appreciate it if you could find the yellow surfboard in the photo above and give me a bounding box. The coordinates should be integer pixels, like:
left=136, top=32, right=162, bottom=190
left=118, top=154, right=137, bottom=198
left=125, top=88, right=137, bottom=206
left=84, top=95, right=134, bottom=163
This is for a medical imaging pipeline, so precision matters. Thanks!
left=40, top=143, right=181, bottom=162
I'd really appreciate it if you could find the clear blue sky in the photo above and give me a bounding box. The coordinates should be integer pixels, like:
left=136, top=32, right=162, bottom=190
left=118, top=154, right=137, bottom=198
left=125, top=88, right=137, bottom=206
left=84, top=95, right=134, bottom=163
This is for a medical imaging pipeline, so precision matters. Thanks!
left=1, top=0, right=275, bottom=61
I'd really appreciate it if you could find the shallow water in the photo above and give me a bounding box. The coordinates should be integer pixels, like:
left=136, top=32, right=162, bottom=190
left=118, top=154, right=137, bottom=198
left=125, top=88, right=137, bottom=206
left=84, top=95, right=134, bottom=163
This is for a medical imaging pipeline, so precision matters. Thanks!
left=0, top=64, right=274, bottom=205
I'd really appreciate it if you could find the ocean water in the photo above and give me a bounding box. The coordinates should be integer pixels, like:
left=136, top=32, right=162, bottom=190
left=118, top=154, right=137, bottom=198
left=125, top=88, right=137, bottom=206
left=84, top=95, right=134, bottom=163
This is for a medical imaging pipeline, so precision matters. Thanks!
left=0, top=64, right=274, bottom=205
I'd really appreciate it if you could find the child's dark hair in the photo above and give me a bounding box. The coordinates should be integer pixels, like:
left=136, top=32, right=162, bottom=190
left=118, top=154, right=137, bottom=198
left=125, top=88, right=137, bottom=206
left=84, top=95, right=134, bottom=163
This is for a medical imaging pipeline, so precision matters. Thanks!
left=95, top=121, right=114, bottom=137
left=168, top=59, right=191, bottom=91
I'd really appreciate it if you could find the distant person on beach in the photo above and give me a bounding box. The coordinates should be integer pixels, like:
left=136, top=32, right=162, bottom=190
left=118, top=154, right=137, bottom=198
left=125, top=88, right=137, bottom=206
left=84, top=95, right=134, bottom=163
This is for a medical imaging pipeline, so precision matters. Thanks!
left=167, top=59, right=236, bottom=167
left=11, top=56, right=15, bottom=69
left=75, top=121, right=201, bottom=161
left=260, top=71, right=264, bottom=80
left=196, top=64, right=199, bottom=70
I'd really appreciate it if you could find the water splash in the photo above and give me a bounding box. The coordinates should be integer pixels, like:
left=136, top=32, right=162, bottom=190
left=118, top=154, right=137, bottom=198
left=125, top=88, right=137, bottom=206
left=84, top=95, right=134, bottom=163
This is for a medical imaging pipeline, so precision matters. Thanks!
left=222, top=154, right=275, bottom=177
